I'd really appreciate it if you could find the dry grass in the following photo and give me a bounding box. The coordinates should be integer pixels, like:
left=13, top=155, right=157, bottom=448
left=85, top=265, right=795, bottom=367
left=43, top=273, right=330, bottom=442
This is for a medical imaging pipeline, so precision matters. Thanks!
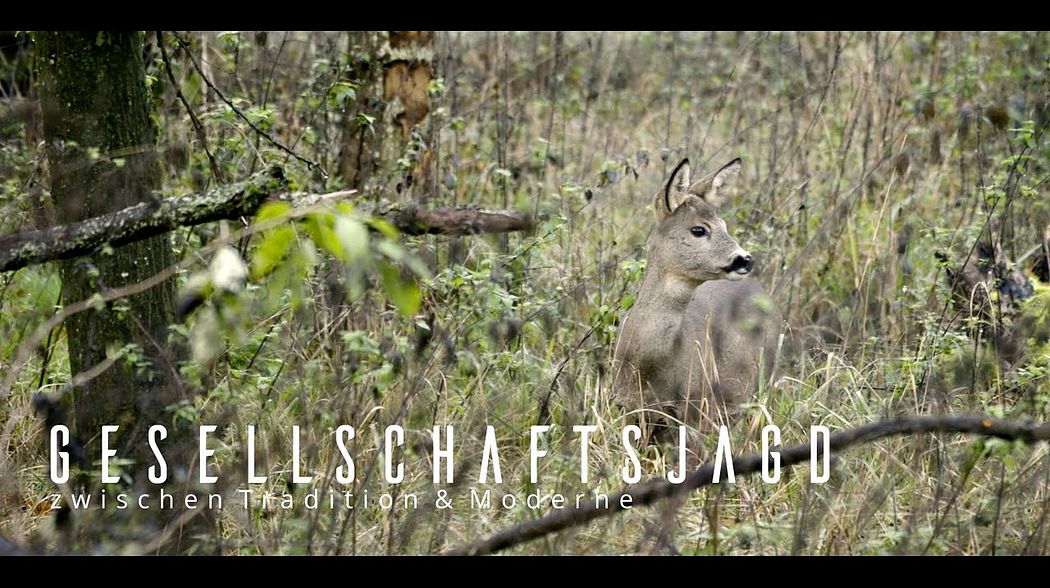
left=1, top=31, right=1049, bottom=554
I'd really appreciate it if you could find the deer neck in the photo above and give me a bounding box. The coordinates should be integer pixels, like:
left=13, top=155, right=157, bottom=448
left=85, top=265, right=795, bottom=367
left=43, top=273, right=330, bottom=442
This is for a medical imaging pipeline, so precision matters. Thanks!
left=632, top=261, right=700, bottom=359
left=638, top=266, right=697, bottom=313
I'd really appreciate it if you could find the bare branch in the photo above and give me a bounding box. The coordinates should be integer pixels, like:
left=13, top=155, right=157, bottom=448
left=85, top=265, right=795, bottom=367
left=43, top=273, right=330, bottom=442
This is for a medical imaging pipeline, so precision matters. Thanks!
left=0, top=167, right=535, bottom=273
left=447, top=414, right=1050, bottom=556
left=155, top=31, right=223, bottom=183
left=0, top=166, right=289, bottom=273
left=171, top=32, right=326, bottom=177
left=390, top=204, right=535, bottom=236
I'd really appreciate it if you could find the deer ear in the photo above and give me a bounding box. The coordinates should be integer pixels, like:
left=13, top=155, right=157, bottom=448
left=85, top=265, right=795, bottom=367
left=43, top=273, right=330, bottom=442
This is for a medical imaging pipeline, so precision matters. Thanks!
left=674, top=159, right=691, bottom=192
left=654, top=158, right=691, bottom=220
left=687, top=157, right=742, bottom=207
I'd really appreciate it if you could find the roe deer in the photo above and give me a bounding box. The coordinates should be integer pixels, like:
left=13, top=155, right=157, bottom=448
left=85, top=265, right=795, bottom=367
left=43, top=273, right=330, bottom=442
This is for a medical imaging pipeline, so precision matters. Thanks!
left=612, top=157, right=783, bottom=434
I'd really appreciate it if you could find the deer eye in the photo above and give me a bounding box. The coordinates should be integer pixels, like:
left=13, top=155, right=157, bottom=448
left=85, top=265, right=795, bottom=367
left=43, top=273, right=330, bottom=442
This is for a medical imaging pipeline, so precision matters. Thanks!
left=690, top=226, right=708, bottom=238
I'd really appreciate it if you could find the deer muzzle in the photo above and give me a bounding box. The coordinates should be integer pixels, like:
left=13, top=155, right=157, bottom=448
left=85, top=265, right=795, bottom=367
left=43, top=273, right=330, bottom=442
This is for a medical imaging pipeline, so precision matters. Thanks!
left=722, top=253, right=753, bottom=276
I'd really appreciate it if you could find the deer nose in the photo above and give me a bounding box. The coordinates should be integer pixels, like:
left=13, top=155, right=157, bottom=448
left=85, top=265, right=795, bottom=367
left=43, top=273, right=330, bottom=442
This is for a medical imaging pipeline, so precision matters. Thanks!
left=728, top=254, right=753, bottom=273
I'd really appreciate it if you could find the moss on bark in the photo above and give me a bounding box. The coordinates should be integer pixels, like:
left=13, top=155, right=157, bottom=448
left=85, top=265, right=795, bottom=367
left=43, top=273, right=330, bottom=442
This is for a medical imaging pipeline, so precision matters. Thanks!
left=35, top=33, right=214, bottom=552
left=37, top=31, right=181, bottom=454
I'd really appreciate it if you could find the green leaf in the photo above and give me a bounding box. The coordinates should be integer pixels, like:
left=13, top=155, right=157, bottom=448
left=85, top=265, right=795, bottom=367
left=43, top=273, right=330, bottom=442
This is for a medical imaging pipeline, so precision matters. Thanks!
left=335, top=215, right=369, bottom=262
left=619, top=294, right=636, bottom=311
left=356, top=113, right=376, bottom=129
left=329, top=81, right=357, bottom=108
left=305, top=212, right=344, bottom=261
left=190, top=307, right=222, bottom=365
left=374, top=239, right=429, bottom=277
left=246, top=107, right=276, bottom=129
left=368, top=216, right=400, bottom=239
left=251, top=225, right=296, bottom=281
left=376, top=239, right=405, bottom=261
left=256, top=201, right=292, bottom=223
left=379, top=261, right=421, bottom=316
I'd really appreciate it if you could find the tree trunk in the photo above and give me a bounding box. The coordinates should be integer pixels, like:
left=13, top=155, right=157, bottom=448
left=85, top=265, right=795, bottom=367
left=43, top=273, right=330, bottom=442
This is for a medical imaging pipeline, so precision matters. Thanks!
left=338, top=31, right=384, bottom=190
left=338, top=31, right=433, bottom=196
left=36, top=31, right=207, bottom=552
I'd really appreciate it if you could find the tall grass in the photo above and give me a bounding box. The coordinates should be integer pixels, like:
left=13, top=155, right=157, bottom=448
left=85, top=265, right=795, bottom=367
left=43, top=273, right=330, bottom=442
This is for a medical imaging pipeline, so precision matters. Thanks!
left=1, top=31, right=1048, bottom=554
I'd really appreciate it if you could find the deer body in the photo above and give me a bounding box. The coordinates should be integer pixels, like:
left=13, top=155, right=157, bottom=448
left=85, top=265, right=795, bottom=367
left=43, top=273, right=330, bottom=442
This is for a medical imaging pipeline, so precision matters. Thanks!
left=612, top=158, right=782, bottom=431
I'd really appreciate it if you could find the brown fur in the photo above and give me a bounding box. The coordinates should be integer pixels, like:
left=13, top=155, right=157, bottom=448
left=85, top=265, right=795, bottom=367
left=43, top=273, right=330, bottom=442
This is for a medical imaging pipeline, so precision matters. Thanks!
left=612, top=158, right=784, bottom=434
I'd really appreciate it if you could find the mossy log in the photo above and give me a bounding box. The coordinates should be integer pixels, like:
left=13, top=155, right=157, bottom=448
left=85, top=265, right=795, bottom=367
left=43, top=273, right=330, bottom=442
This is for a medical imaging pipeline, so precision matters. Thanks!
left=0, top=165, right=535, bottom=273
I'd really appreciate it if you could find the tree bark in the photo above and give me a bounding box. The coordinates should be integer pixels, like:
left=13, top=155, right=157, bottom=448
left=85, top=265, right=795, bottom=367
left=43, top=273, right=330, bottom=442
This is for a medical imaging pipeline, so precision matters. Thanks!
left=338, top=31, right=384, bottom=190
left=338, top=31, right=433, bottom=195
left=0, top=166, right=288, bottom=273
left=37, top=31, right=181, bottom=452
left=35, top=31, right=205, bottom=552
left=0, top=165, right=534, bottom=274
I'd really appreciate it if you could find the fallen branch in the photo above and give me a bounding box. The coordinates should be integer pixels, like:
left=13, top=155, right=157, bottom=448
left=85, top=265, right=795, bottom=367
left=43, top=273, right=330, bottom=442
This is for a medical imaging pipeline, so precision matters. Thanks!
left=390, top=203, right=535, bottom=236
left=0, top=166, right=288, bottom=273
left=0, top=167, right=535, bottom=273
left=447, top=414, right=1050, bottom=556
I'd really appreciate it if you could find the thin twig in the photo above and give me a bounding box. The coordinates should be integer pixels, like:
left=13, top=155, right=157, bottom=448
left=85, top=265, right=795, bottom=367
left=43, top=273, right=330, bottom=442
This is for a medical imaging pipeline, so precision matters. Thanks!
left=171, top=32, right=326, bottom=177
left=447, top=414, right=1050, bottom=556
left=156, top=31, right=223, bottom=183
left=0, top=167, right=533, bottom=273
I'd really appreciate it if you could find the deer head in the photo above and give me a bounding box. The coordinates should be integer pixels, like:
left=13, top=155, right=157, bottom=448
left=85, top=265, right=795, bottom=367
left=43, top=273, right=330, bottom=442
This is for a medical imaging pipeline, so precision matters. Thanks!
left=648, top=157, right=752, bottom=286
